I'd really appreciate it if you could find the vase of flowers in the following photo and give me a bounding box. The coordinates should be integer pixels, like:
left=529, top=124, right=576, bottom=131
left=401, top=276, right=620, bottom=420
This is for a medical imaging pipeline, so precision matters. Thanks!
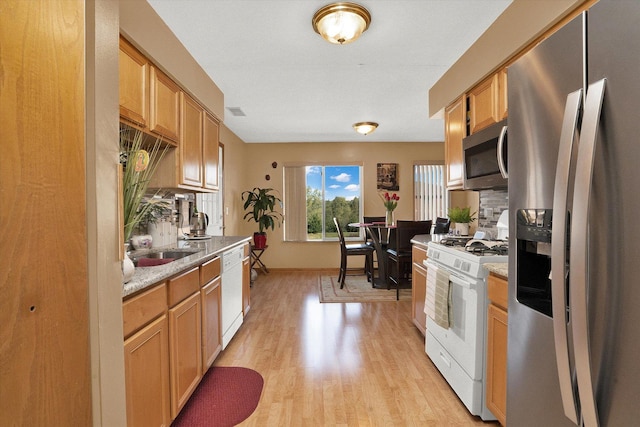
left=380, top=192, right=399, bottom=226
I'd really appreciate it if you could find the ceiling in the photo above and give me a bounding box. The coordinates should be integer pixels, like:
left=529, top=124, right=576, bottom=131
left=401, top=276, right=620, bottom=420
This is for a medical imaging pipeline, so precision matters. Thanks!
left=147, top=0, right=512, bottom=143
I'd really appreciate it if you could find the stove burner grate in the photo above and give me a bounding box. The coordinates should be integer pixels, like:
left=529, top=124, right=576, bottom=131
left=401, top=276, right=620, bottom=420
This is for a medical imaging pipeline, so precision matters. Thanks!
left=439, top=237, right=472, bottom=247
left=465, top=241, right=509, bottom=256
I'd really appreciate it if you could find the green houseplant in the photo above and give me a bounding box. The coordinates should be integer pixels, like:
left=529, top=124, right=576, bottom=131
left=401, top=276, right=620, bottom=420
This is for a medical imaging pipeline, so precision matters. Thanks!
left=447, top=206, right=477, bottom=236
left=242, top=187, right=283, bottom=248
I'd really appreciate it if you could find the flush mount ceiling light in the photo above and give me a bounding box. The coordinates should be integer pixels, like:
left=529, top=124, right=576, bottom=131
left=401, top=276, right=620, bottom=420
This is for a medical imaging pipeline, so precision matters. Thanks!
left=312, top=2, right=371, bottom=45
left=353, top=122, right=378, bottom=135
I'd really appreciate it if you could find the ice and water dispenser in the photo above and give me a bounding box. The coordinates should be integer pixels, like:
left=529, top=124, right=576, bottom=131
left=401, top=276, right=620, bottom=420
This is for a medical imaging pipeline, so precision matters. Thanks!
left=516, top=209, right=555, bottom=317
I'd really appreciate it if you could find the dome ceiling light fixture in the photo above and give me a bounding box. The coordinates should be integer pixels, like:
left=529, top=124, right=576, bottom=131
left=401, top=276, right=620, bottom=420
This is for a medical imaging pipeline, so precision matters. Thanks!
left=353, top=122, right=378, bottom=135
left=312, top=2, right=371, bottom=45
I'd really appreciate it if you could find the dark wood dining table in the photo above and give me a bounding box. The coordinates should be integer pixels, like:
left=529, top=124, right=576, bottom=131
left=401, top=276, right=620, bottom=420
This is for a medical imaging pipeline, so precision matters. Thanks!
left=348, top=222, right=396, bottom=288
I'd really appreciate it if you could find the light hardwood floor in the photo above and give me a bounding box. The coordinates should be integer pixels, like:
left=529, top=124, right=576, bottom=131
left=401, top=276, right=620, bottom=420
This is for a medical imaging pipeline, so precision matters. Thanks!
left=215, top=271, right=499, bottom=426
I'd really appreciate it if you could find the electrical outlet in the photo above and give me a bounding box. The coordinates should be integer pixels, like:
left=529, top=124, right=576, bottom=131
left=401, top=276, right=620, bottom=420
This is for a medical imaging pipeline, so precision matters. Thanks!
left=484, top=208, right=494, bottom=218
left=225, top=207, right=229, bottom=215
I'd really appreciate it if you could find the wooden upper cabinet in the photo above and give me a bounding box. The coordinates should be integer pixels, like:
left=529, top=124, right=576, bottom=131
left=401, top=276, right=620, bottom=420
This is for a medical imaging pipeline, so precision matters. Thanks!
left=203, top=112, right=220, bottom=190
left=498, top=68, right=508, bottom=120
left=444, top=95, right=466, bottom=189
left=119, top=37, right=148, bottom=127
left=180, top=93, right=204, bottom=188
left=469, top=74, right=500, bottom=134
left=150, top=66, right=180, bottom=144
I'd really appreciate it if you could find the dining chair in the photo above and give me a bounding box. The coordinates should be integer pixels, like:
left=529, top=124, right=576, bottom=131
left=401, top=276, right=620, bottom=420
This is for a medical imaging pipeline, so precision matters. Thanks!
left=333, top=217, right=375, bottom=288
left=363, top=216, right=386, bottom=277
left=386, top=220, right=433, bottom=299
left=433, top=217, right=451, bottom=234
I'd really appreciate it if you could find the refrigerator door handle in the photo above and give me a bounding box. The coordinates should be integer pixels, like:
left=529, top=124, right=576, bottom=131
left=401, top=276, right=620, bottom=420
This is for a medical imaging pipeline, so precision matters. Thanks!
left=497, top=125, right=508, bottom=178
left=571, top=78, right=606, bottom=427
left=551, top=89, right=583, bottom=425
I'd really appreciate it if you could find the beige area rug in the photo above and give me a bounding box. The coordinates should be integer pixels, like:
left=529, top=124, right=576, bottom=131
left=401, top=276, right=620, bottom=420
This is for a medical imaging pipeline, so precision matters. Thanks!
left=319, top=275, right=411, bottom=303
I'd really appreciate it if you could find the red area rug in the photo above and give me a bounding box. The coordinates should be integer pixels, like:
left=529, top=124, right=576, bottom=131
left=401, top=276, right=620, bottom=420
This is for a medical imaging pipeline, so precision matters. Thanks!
left=173, top=366, right=264, bottom=427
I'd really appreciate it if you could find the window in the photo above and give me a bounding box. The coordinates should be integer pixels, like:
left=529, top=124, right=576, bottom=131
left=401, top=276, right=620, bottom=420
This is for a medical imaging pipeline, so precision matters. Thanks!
left=284, top=164, right=363, bottom=241
left=414, top=163, right=449, bottom=221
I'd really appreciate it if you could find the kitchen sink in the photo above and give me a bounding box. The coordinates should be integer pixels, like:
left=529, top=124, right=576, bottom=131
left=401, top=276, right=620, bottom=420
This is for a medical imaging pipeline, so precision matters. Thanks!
left=133, top=249, right=200, bottom=267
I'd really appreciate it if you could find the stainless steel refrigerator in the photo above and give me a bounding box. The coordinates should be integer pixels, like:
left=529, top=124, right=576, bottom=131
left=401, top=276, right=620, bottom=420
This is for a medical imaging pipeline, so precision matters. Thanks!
left=507, top=1, right=640, bottom=425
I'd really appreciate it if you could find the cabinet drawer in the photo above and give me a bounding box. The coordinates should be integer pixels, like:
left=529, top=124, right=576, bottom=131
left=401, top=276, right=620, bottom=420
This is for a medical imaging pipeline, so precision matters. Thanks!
left=123, top=282, right=167, bottom=338
left=488, top=273, right=508, bottom=310
left=200, top=256, right=221, bottom=286
left=412, top=245, right=428, bottom=265
left=243, top=243, right=250, bottom=258
left=168, top=267, right=200, bottom=307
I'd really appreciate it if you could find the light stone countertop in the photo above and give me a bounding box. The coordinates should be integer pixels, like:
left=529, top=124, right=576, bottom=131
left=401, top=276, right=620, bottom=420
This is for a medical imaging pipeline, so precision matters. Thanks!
left=123, top=235, right=251, bottom=298
left=485, top=262, right=508, bottom=278
left=410, top=234, right=445, bottom=247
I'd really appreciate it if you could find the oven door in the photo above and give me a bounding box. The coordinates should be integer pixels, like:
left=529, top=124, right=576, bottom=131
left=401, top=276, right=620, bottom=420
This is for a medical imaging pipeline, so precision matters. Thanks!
left=425, top=260, right=484, bottom=380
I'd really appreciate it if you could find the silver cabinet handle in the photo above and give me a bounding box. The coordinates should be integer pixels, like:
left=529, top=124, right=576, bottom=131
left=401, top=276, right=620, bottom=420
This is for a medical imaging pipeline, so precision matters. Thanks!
left=551, top=89, right=583, bottom=425
left=571, top=78, right=606, bottom=427
left=497, top=125, right=508, bottom=178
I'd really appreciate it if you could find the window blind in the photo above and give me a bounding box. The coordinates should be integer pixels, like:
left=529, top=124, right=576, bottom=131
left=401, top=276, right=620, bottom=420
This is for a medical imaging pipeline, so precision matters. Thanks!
left=414, top=164, right=449, bottom=221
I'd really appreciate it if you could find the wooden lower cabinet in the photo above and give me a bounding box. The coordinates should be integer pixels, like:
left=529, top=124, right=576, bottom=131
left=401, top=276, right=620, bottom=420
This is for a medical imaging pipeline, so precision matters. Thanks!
left=124, top=315, right=171, bottom=427
left=486, top=273, right=508, bottom=426
left=169, top=291, right=202, bottom=419
left=411, top=245, right=428, bottom=335
left=201, top=276, right=222, bottom=370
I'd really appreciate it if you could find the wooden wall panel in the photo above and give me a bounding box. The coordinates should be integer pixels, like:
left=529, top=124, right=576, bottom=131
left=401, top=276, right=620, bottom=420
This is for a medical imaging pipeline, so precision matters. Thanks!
left=0, top=1, right=92, bottom=425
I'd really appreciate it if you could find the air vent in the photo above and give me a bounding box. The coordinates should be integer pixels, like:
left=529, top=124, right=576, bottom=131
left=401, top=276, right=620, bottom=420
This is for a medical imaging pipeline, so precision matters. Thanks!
left=226, top=107, right=246, bottom=117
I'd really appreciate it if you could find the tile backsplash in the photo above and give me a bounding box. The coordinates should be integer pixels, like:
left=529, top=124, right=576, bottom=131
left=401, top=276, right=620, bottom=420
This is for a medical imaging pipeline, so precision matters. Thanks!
left=477, top=189, right=508, bottom=237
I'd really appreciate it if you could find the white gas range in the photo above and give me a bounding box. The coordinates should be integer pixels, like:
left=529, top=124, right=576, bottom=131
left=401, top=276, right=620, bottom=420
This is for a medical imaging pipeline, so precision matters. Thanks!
left=424, top=238, right=508, bottom=421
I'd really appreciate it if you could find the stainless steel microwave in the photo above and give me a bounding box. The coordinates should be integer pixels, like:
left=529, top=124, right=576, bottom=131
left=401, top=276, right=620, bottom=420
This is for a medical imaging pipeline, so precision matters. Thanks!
left=462, top=119, right=508, bottom=190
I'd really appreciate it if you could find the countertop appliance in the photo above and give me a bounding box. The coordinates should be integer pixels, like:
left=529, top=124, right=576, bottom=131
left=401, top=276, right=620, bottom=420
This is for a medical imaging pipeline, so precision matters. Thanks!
left=462, top=118, right=508, bottom=190
left=424, top=239, right=507, bottom=420
left=507, top=1, right=640, bottom=425
left=190, top=211, right=209, bottom=236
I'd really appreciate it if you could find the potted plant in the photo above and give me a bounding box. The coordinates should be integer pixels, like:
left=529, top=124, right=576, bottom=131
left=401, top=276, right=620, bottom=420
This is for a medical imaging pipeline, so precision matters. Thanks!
left=120, top=126, right=169, bottom=280
left=447, top=206, right=477, bottom=236
left=242, top=187, right=283, bottom=248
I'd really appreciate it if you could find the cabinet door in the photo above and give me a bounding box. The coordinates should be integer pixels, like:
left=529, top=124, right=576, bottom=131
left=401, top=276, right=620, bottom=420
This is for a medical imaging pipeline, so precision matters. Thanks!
left=179, top=93, right=203, bottom=188
left=169, top=291, right=202, bottom=419
left=486, top=303, right=508, bottom=426
left=149, top=66, right=180, bottom=144
left=242, top=256, right=250, bottom=315
left=119, top=37, right=148, bottom=127
left=203, top=112, right=220, bottom=190
left=412, top=262, right=427, bottom=335
left=124, top=315, right=171, bottom=427
left=201, top=277, right=222, bottom=370
left=444, top=96, right=466, bottom=189
left=469, top=74, right=500, bottom=133
left=498, top=68, right=508, bottom=120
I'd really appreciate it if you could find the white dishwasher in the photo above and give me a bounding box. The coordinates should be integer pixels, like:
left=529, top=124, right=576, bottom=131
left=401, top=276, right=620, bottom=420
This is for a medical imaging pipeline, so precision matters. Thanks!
left=221, top=245, right=244, bottom=349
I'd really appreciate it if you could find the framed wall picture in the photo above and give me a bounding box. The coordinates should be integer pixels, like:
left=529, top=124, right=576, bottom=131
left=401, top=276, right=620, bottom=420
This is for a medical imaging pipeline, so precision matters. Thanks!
left=377, top=163, right=399, bottom=191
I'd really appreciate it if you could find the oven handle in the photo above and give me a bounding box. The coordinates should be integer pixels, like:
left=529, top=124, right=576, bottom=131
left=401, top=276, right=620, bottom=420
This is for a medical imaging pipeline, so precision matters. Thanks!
left=425, top=260, right=474, bottom=289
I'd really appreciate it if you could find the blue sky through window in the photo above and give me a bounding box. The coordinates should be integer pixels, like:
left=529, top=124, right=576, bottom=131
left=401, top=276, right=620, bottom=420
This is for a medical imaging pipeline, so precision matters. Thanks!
left=306, top=165, right=361, bottom=200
